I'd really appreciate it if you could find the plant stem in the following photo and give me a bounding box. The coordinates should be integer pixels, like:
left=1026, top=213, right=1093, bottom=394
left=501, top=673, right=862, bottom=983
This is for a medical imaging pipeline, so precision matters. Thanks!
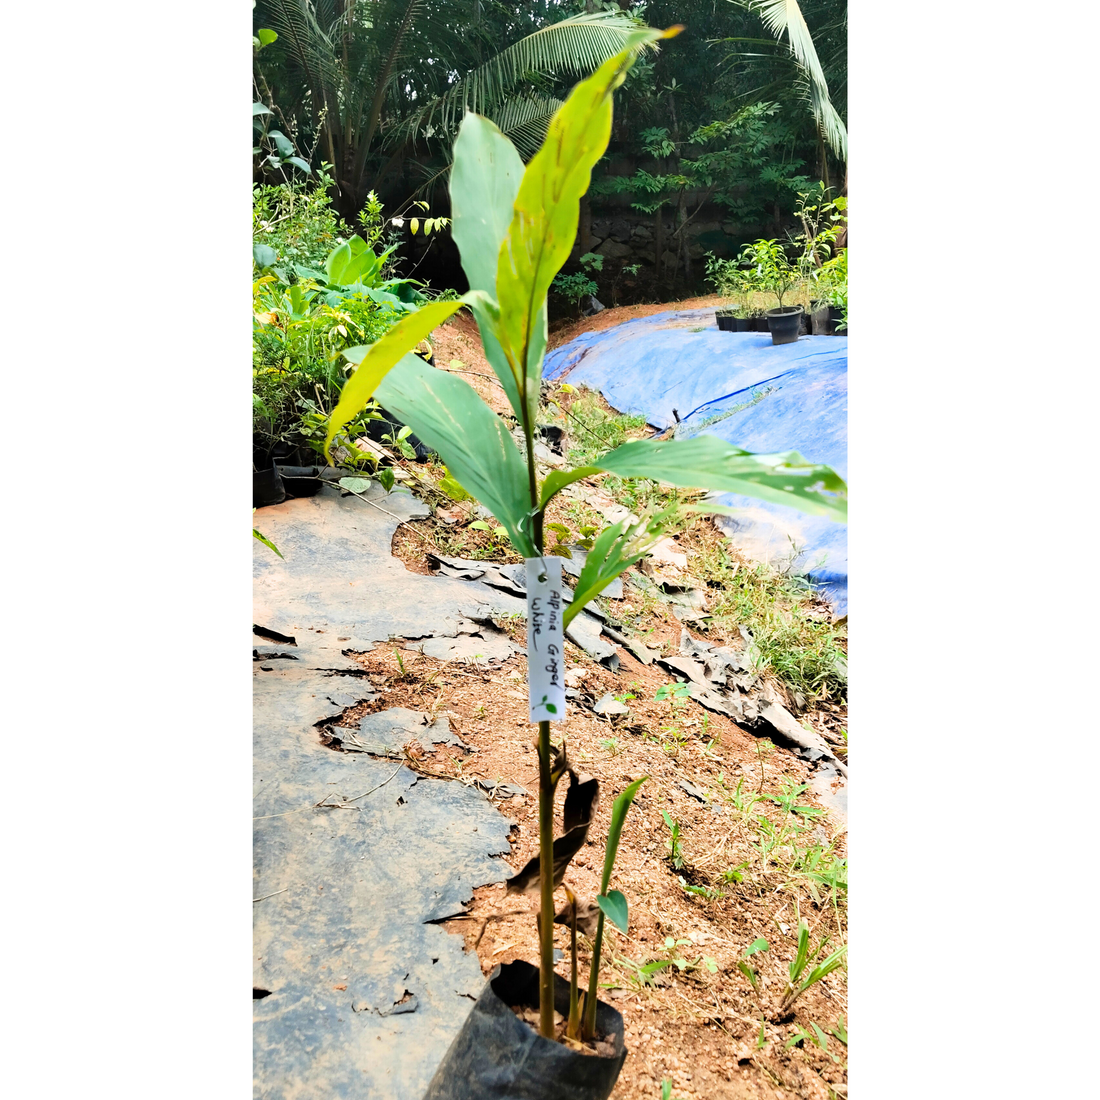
left=582, top=911, right=605, bottom=1040
left=567, top=894, right=580, bottom=1040
left=520, top=330, right=554, bottom=1036
left=537, top=717, right=555, bottom=1038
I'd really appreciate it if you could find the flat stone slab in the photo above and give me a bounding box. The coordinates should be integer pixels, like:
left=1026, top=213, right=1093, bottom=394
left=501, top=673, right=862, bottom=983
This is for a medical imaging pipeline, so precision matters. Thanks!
left=253, top=487, right=524, bottom=1099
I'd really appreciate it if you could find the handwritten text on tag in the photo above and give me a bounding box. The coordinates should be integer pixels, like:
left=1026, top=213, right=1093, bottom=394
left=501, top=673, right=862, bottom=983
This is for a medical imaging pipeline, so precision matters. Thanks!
left=526, top=556, right=566, bottom=722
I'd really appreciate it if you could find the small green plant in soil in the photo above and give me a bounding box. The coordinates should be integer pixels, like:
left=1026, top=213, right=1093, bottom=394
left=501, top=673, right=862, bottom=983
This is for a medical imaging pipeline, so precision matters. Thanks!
left=785, top=1021, right=841, bottom=1063
left=661, top=809, right=685, bottom=869
left=775, top=918, right=847, bottom=1018
left=654, top=681, right=695, bottom=754
left=737, top=936, right=770, bottom=995
left=678, top=875, right=724, bottom=901
left=322, top=31, right=846, bottom=1048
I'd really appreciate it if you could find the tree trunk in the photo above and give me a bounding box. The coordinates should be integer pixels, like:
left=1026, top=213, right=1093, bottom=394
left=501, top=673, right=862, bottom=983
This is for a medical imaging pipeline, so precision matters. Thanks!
left=677, top=191, right=689, bottom=283
left=817, top=128, right=831, bottom=192
left=654, top=207, right=664, bottom=284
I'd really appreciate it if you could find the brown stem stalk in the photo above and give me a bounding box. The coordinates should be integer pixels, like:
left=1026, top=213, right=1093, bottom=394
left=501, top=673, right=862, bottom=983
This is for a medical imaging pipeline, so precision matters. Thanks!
left=537, top=718, right=555, bottom=1038
left=581, top=911, right=605, bottom=1040
left=567, top=893, right=580, bottom=1041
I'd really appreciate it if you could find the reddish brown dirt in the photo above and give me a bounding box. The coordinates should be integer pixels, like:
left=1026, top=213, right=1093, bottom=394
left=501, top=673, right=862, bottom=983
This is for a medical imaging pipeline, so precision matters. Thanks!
left=548, top=295, right=726, bottom=350
left=329, top=598, right=846, bottom=1099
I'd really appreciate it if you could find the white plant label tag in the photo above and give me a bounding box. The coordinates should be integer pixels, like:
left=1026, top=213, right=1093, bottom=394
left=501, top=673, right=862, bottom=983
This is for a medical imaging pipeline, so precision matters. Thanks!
left=526, top=556, right=566, bottom=722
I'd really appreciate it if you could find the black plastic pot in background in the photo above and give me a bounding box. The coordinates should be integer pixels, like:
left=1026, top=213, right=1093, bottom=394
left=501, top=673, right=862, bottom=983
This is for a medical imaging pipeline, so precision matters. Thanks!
left=753, top=316, right=770, bottom=332
left=734, top=316, right=754, bottom=332
left=422, top=960, right=627, bottom=1100
left=253, top=464, right=286, bottom=508
left=363, top=408, right=434, bottom=462
left=254, top=435, right=305, bottom=469
left=766, top=306, right=804, bottom=346
left=828, top=306, right=846, bottom=335
left=276, top=466, right=324, bottom=498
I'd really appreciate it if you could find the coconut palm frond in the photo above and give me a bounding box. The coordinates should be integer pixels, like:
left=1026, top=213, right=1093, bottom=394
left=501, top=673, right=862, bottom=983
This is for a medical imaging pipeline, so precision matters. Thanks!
left=266, top=0, right=343, bottom=101
left=743, top=0, right=846, bottom=160
left=749, top=0, right=827, bottom=88
left=393, top=11, right=651, bottom=146
left=491, top=95, right=565, bottom=161
left=403, top=93, right=564, bottom=205
left=807, top=77, right=847, bottom=162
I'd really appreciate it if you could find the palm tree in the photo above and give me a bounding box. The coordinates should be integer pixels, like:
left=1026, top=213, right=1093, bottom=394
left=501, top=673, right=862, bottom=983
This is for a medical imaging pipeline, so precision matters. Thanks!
left=255, top=2, right=653, bottom=220
left=720, top=0, right=846, bottom=174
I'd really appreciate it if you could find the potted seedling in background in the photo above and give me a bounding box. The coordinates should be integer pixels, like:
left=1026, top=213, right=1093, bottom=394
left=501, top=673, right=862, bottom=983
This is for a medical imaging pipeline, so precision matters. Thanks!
left=324, top=30, right=847, bottom=1099
left=739, top=238, right=805, bottom=345
left=790, top=186, right=847, bottom=332
left=704, top=253, right=757, bottom=332
left=818, top=246, right=848, bottom=335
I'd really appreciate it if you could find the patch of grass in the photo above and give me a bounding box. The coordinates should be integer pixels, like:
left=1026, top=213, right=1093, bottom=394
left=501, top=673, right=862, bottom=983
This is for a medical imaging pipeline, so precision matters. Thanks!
left=562, top=390, right=650, bottom=467
left=687, top=533, right=847, bottom=704
left=548, top=389, right=847, bottom=705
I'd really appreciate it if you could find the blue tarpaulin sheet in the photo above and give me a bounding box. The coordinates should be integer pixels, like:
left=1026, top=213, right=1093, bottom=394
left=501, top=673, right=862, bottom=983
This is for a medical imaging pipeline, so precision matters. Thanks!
left=544, top=307, right=848, bottom=614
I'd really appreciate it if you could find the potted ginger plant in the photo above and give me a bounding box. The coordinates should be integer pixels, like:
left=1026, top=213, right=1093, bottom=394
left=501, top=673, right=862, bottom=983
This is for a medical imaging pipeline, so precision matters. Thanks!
left=738, top=238, right=805, bottom=345
left=324, top=28, right=847, bottom=1099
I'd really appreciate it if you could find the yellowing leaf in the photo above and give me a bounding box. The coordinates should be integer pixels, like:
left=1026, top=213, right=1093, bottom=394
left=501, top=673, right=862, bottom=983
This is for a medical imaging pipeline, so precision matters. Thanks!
left=492, top=27, right=672, bottom=415
left=324, top=296, right=480, bottom=462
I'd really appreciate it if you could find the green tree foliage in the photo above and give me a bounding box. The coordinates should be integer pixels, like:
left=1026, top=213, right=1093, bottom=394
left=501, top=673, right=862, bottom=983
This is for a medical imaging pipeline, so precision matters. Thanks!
left=562, top=1, right=847, bottom=289
left=253, top=1, right=656, bottom=221
left=732, top=0, right=847, bottom=161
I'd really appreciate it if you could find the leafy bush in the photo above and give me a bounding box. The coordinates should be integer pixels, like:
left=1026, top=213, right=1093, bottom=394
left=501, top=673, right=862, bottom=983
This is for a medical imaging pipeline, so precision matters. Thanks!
left=253, top=180, right=453, bottom=466
left=253, top=271, right=401, bottom=462
left=551, top=271, right=599, bottom=311
left=253, top=168, right=351, bottom=274
left=738, top=238, right=802, bottom=310
left=704, top=253, right=759, bottom=316
left=551, top=251, right=604, bottom=313
left=817, top=246, right=847, bottom=310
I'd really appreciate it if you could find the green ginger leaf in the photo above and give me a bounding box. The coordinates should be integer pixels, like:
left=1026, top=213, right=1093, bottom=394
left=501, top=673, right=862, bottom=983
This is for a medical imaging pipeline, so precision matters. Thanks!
left=588, top=435, right=847, bottom=522
left=597, top=889, right=628, bottom=934
left=325, top=297, right=477, bottom=461
left=491, top=28, right=670, bottom=428
left=374, top=355, right=535, bottom=556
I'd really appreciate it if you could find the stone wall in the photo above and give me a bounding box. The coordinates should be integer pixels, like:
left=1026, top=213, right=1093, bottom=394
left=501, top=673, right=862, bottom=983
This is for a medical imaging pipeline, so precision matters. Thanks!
left=568, top=201, right=754, bottom=290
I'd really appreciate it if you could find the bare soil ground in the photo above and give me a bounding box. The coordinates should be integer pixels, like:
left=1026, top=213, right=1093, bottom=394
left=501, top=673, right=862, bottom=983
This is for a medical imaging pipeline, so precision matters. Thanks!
left=335, top=637, right=846, bottom=1100
left=548, top=295, right=726, bottom=350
